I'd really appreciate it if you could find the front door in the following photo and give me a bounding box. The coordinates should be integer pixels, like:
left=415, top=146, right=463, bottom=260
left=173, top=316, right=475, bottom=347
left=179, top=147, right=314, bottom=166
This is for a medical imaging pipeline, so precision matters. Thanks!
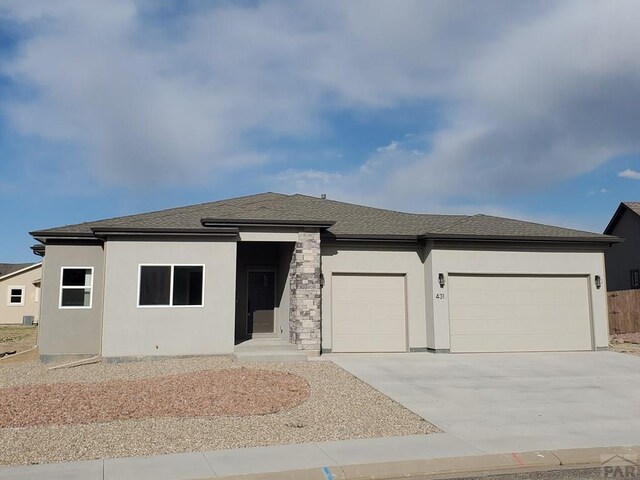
left=247, top=270, right=276, bottom=335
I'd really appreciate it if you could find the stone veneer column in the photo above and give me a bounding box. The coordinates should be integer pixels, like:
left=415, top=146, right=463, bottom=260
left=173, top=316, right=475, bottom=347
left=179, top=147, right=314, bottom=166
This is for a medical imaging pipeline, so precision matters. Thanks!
left=289, top=228, right=322, bottom=354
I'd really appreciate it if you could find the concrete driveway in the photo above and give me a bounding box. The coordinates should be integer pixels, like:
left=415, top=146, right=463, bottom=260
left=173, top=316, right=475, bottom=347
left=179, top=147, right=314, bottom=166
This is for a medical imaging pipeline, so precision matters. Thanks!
left=330, top=351, right=640, bottom=454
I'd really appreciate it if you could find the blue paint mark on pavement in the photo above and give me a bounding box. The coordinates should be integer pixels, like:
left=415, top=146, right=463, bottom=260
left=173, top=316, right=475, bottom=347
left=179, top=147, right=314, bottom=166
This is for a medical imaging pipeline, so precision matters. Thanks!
left=322, top=466, right=335, bottom=480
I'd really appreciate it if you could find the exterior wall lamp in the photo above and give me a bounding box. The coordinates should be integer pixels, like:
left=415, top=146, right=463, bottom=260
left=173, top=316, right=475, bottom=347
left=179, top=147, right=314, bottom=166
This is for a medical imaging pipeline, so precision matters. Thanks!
left=438, top=273, right=446, bottom=288
left=595, top=275, right=602, bottom=289
left=320, top=273, right=325, bottom=288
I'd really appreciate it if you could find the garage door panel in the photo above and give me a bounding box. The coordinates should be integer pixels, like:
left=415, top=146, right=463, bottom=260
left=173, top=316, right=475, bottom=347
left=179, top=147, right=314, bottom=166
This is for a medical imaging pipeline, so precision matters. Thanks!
left=332, top=274, right=406, bottom=353
left=449, top=275, right=592, bottom=353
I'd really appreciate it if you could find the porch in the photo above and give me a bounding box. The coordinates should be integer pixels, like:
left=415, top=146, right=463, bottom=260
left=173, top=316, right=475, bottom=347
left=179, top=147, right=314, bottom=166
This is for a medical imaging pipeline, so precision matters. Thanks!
left=233, top=231, right=322, bottom=361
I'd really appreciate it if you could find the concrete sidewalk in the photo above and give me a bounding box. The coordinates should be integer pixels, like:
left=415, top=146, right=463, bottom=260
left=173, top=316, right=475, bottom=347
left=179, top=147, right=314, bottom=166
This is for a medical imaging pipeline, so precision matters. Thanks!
left=0, top=433, right=483, bottom=480
left=1, top=434, right=639, bottom=480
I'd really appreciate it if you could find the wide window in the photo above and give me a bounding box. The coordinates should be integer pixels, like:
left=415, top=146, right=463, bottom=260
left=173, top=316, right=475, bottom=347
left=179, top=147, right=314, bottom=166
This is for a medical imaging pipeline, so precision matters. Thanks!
left=8, top=286, right=24, bottom=306
left=138, top=265, right=204, bottom=307
left=60, top=267, right=93, bottom=308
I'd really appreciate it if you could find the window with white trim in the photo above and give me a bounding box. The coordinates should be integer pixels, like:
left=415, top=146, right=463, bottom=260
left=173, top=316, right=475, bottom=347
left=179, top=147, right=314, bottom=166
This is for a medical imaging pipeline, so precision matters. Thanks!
left=8, top=286, right=25, bottom=306
left=138, top=265, right=204, bottom=307
left=60, top=267, right=93, bottom=308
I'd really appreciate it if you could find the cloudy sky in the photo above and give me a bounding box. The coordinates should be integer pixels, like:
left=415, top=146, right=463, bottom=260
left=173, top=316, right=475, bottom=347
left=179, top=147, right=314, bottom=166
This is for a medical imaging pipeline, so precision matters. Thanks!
left=1, top=0, right=639, bottom=260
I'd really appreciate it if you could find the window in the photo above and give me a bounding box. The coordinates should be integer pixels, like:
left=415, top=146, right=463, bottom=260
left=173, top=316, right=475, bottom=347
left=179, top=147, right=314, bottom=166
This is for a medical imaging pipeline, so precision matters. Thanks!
left=8, top=286, right=24, bottom=306
left=138, top=265, right=204, bottom=307
left=631, top=269, right=640, bottom=289
left=60, top=267, right=93, bottom=308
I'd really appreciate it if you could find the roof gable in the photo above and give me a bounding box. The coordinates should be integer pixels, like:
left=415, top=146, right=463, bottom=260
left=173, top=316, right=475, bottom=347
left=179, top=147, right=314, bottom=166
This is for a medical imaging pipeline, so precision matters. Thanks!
left=604, top=202, right=640, bottom=234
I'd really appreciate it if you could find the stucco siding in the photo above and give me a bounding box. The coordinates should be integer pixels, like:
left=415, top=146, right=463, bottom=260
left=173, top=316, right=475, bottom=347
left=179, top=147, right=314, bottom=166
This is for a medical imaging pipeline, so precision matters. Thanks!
left=0, top=266, right=41, bottom=324
left=38, top=244, right=104, bottom=355
left=605, top=209, right=640, bottom=291
left=427, top=246, right=609, bottom=351
left=101, top=239, right=237, bottom=357
left=321, top=244, right=427, bottom=351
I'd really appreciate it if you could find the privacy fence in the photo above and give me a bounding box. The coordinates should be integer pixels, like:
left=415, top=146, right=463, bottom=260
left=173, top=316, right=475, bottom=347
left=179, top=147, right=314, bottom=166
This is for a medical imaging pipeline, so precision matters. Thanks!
left=608, top=289, right=640, bottom=334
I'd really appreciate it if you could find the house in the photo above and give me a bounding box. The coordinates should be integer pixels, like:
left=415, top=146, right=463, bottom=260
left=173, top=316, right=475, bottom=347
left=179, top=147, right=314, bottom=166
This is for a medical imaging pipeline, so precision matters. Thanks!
left=604, top=202, right=640, bottom=292
left=30, top=193, right=618, bottom=360
left=0, top=263, right=42, bottom=325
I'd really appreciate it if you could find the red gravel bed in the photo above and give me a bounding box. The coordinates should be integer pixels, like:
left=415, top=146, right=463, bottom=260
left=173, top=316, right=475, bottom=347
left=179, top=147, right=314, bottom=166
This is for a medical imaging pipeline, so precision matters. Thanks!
left=0, top=368, right=309, bottom=428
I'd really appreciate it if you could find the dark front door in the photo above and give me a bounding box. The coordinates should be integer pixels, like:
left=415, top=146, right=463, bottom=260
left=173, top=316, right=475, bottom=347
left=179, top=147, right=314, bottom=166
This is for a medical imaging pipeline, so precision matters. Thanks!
left=247, top=271, right=276, bottom=335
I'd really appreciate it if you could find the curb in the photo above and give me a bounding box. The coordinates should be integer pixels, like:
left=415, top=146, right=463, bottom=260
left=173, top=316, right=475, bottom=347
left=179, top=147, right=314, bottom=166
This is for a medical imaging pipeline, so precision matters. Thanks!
left=209, top=445, right=640, bottom=480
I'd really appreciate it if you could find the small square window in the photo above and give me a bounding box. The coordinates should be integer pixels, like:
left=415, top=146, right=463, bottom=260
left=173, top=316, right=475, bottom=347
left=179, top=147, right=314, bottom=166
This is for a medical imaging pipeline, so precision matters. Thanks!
left=60, top=267, right=93, bottom=308
left=631, top=269, right=640, bottom=289
left=8, top=286, right=24, bottom=306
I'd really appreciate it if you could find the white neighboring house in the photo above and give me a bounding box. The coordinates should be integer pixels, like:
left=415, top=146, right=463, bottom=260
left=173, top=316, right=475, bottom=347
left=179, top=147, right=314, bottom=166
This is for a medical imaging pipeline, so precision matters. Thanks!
left=0, top=263, right=42, bottom=325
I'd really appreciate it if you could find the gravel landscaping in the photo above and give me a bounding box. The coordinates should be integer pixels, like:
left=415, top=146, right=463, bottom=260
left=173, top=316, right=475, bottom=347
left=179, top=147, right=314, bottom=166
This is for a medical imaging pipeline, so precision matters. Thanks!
left=1, top=369, right=309, bottom=428
left=0, top=356, right=438, bottom=466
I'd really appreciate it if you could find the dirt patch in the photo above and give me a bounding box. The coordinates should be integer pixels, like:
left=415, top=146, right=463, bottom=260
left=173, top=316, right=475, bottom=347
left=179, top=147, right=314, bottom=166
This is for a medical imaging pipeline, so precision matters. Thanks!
left=611, top=342, right=640, bottom=357
left=610, top=332, right=640, bottom=344
left=0, top=368, right=309, bottom=428
left=0, top=325, right=37, bottom=346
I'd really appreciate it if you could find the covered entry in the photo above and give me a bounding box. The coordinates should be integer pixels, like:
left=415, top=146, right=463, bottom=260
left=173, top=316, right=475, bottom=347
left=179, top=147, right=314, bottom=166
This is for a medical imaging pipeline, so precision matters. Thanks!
left=235, top=242, right=294, bottom=342
left=331, top=273, right=407, bottom=353
left=448, top=274, right=593, bottom=353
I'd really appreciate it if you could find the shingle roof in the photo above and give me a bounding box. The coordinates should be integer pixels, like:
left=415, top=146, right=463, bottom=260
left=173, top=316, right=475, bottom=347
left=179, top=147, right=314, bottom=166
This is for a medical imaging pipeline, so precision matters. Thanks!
left=31, top=192, right=616, bottom=243
left=623, top=202, right=640, bottom=216
left=0, top=263, right=38, bottom=278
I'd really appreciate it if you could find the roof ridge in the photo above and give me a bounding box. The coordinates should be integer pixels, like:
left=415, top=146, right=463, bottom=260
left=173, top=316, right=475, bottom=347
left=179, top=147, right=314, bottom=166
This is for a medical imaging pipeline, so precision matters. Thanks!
left=291, top=193, right=453, bottom=219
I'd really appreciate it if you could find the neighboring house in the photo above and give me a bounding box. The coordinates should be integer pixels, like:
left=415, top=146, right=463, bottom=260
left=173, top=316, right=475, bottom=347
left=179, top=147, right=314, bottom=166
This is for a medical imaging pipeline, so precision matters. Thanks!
left=30, top=193, right=618, bottom=360
left=0, top=263, right=42, bottom=325
left=604, top=202, right=640, bottom=291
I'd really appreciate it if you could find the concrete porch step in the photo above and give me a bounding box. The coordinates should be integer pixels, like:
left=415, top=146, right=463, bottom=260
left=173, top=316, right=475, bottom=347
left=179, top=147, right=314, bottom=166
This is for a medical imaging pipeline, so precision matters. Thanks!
left=234, top=350, right=308, bottom=363
left=233, top=338, right=308, bottom=362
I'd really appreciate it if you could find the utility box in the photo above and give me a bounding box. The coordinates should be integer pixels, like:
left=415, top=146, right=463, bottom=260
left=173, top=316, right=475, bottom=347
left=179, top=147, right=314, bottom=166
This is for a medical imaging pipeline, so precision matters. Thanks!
left=22, top=316, right=34, bottom=326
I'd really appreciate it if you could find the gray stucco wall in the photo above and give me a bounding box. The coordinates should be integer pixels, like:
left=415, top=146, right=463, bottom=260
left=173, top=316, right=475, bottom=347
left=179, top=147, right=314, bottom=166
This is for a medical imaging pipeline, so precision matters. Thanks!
left=427, top=243, right=609, bottom=351
left=101, top=238, right=237, bottom=357
left=321, top=243, right=427, bottom=351
left=39, top=243, right=105, bottom=356
left=605, top=209, right=640, bottom=291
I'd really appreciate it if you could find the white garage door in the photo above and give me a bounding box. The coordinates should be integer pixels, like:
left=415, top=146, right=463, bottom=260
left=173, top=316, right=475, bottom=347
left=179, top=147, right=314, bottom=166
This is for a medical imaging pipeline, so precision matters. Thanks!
left=332, top=274, right=407, bottom=353
left=449, top=275, right=593, bottom=353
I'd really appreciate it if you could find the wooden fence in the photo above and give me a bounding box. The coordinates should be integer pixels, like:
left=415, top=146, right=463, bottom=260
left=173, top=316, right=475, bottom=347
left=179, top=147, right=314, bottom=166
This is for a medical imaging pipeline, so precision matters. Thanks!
left=608, top=289, right=640, bottom=334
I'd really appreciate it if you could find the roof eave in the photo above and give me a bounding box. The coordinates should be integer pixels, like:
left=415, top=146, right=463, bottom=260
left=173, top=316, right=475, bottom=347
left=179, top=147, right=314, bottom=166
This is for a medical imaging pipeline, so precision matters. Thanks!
left=323, top=233, right=420, bottom=243
left=201, top=218, right=336, bottom=228
left=91, top=227, right=239, bottom=238
left=604, top=202, right=632, bottom=235
left=420, top=233, right=622, bottom=245
left=0, top=262, right=42, bottom=282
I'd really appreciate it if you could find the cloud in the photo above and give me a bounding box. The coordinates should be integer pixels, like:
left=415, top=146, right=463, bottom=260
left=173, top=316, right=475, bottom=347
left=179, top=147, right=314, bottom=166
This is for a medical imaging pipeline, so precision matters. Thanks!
left=376, top=141, right=399, bottom=153
left=618, top=169, right=640, bottom=180
left=1, top=0, right=640, bottom=203
left=273, top=169, right=342, bottom=192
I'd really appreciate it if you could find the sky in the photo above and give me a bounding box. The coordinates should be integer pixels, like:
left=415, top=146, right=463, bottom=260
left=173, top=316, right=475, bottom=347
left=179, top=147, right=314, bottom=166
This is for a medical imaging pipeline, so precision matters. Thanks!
left=1, top=0, right=639, bottom=261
